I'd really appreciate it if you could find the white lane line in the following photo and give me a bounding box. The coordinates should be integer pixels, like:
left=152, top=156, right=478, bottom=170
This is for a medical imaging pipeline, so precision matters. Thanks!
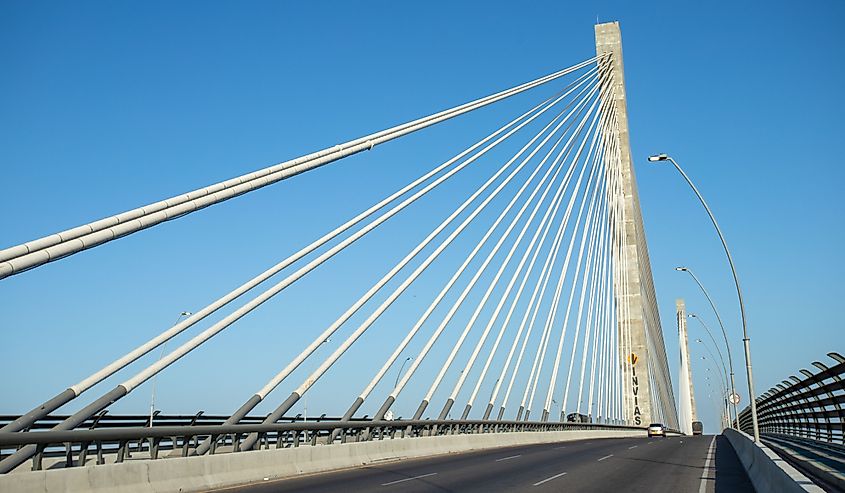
left=698, top=436, right=716, bottom=493
left=533, top=471, right=568, bottom=486
left=628, top=445, right=638, bottom=449
left=381, top=473, right=437, bottom=486
left=597, top=454, right=613, bottom=462
left=555, top=446, right=567, bottom=449
left=496, top=454, right=522, bottom=462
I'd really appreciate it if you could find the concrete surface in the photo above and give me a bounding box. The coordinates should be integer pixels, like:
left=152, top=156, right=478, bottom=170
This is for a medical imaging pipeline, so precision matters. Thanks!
left=0, top=429, right=643, bottom=492
left=221, top=435, right=753, bottom=492
left=723, top=428, right=823, bottom=492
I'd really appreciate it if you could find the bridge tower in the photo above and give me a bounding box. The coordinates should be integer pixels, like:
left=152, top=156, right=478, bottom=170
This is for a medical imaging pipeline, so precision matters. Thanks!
left=595, top=22, right=678, bottom=429
left=677, top=299, right=697, bottom=434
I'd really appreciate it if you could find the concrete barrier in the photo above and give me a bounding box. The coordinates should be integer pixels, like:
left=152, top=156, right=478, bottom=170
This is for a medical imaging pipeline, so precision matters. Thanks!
left=723, top=429, right=823, bottom=492
left=0, top=429, right=643, bottom=492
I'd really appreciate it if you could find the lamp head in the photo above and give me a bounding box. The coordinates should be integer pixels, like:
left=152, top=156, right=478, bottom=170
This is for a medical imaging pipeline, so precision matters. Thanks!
left=648, top=153, right=669, bottom=162
left=674, top=266, right=688, bottom=272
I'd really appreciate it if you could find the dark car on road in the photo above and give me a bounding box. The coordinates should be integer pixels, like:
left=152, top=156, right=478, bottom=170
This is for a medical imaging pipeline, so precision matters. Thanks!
left=566, top=413, right=592, bottom=423
left=692, top=421, right=703, bottom=435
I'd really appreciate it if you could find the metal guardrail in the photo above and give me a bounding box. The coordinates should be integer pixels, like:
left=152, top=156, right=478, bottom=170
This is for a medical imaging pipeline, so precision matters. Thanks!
left=0, top=417, right=653, bottom=473
left=737, top=352, right=844, bottom=445
left=0, top=412, right=368, bottom=431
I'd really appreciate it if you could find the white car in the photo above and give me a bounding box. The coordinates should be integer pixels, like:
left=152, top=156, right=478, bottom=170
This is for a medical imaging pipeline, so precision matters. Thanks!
left=647, top=423, right=666, bottom=437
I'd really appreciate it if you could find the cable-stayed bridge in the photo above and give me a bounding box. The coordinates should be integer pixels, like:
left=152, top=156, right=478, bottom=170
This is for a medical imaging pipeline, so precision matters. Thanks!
left=1, top=22, right=819, bottom=493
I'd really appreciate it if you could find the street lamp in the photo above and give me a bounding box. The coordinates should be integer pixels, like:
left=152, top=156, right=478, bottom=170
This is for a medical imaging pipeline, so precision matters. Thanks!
left=304, top=338, right=332, bottom=423
left=699, top=356, right=730, bottom=430
left=703, top=376, right=728, bottom=430
left=689, top=311, right=736, bottom=428
left=149, top=311, right=192, bottom=427
left=652, top=153, right=760, bottom=442
left=395, top=357, right=413, bottom=389
left=696, top=341, right=729, bottom=393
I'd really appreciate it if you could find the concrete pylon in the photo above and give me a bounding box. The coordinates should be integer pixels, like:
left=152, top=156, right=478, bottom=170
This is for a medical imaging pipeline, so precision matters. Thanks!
left=677, top=299, right=697, bottom=435
left=596, top=21, right=673, bottom=427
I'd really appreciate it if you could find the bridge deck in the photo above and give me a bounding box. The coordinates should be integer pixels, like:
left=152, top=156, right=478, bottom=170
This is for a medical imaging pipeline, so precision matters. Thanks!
left=763, top=434, right=845, bottom=491
left=221, top=435, right=752, bottom=493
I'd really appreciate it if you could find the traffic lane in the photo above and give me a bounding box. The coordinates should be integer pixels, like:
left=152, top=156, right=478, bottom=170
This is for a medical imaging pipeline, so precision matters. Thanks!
left=534, top=435, right=716, bottom=493
left=527, top=435, right=752, bottom=493
left=219, top=436, right=646, bottom=493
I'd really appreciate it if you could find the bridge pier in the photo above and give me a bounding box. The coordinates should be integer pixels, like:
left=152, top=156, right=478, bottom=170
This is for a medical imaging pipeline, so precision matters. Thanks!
left=595, top=21, right=677, bottom=429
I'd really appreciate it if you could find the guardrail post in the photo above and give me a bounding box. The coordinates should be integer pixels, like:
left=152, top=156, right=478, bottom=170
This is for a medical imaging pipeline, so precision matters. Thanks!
left=116, top=440, right=128, bottom=463
left=78, top=441, right=90, bottom=466
left=151, top=437, right=160, bottom=459
left=181, top=436, right=190, bottom=457
left=65, top=441, right=73, bottom=468
left=32, top=444, right=45, bottom=471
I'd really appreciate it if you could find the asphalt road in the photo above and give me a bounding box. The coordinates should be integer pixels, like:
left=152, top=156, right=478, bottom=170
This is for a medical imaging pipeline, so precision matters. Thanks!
left=219, top=435, right=753, bottom=492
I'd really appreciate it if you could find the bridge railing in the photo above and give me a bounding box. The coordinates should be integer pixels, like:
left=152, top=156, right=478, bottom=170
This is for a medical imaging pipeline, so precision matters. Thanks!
left=0, top=418, right=648, bottom=472
left=737, top=351, right=844, bottom=444
left=0, top=412, right=369, bottom=431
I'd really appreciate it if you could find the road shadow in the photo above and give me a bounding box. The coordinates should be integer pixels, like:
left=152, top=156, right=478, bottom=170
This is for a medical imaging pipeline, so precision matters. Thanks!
left=715, top=435, right=754, bottom=492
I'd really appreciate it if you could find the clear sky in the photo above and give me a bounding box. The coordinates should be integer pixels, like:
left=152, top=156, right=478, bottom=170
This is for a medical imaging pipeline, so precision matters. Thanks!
left=1, top=1, right=843, bottom=434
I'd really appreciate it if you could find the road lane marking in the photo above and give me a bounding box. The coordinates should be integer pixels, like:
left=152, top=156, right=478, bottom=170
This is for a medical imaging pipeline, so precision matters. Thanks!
left=628, top=445, right=638, bottom=449
left=381, top=473, right=437, bottom=486
left=555, top=446, right=567, bottom=449
left=496, top=454, right=522, bottom=462
left=598, top=454, right=613, bottom=461
left=533, top=472, right=567, bottom=486
left=698, top=436, right=716, bottom=493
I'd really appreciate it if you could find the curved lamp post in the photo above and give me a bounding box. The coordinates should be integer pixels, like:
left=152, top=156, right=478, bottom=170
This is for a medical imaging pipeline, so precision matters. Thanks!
left=688, top=309, right=738, bottom=428
left=149, top=311, right=192, bottom=427
left=694, top=337, right=731, bottom=427
left=395, top=357, right=413, bottom=388
left=649, top=153, right=759, bottom=441
left=699, top=353, right=731, bottom=429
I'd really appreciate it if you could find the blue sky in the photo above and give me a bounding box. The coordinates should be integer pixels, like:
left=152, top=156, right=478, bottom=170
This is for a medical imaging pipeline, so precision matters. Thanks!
left=1, top=1, right=843, bottom=433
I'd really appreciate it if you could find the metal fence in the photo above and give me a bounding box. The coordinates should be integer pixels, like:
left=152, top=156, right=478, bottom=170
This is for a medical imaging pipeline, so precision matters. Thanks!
left=0, top=416, right=654, bottom=473
left=737, top=352, right=844, bottom=444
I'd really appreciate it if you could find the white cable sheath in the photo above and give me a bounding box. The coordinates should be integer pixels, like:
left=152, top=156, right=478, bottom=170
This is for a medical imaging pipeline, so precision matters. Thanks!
left=519, top=96, right=605, bottom=415
left=483, top=115, right=591, bottom=412
left=352, top=74, right=602, bottom=403
left=463, top=119, right=587, bottom=409
left=389, top=77, right=606, bottom=405
left=526, top=101, right=607, bottom=415
left=430, top=85, right=606, bottom=410
left=114, top=73, right=603, bottom=398
left=247, top=81, right=595, bottom=401
left=497, top=145, right=585, bottom=413
left=561, top=154, right=607, bottom=414
left=445, top=103, right=583, bottom=407
left=61, top=83, right=562, bottom=399
left=421, top=90, right=602, bottom=405
left=0, top=58, right=603, bottom=280
left=540, top=93, right=614, bottom=414
left=292, top=89, right=582, bottom=400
